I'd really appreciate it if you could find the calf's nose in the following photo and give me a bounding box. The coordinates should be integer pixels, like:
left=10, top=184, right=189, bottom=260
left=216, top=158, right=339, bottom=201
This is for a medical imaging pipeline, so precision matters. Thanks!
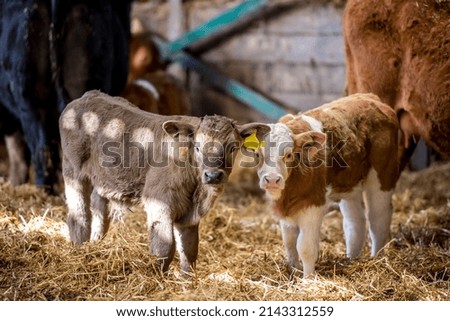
left=263, top=175, right=281, bottom=185
left=204, top=170, right=225, bottom=184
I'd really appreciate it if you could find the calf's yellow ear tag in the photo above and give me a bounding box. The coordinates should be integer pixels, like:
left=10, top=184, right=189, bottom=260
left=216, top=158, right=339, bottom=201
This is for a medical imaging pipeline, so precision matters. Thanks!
left=244, top=131, right=266, bottom=150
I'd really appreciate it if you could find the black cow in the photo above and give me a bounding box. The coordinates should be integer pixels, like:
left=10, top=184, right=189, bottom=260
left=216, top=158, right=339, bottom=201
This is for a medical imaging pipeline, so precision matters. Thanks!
left=0, top=0, right=131, bottom=192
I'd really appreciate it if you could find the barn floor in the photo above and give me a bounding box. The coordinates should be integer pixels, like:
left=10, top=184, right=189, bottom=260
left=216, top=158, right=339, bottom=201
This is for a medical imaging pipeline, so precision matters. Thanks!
left=0, top=161, right=449, bottom=301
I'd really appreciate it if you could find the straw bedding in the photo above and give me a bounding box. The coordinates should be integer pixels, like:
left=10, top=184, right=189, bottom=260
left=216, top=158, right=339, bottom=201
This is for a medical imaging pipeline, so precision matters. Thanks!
left=0, top=162, right=449, bottom=301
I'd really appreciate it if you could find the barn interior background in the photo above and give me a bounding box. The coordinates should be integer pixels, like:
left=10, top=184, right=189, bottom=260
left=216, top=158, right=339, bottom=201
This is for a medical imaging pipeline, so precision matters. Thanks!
left=132, top=0, right=347, bottom=122
left=0, top=0, right=449, bottom=301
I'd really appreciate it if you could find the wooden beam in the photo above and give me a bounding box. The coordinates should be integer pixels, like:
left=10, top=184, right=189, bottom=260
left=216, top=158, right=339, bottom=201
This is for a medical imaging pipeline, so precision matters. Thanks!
left=167, top=0, right=186, bottom=79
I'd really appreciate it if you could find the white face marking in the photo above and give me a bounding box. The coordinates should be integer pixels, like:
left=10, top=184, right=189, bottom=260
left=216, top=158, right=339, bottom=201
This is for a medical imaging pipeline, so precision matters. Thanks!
left=103, top=118, right=125, bottom=139
left=300, top=115, right=323, bottom=132
left=257, top=123, right=294, bottom=199
left=194, top=132, right=216, bottom=166
left=82, top=112, right=99, bottom=135
left=61, top=108, right=77, bottom=130
left=133, top=79, right=160, bottom=100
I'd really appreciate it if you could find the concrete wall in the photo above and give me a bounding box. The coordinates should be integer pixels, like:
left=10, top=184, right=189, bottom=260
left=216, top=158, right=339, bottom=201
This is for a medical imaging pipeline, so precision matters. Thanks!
left=132, top=0, right=346, bottom=122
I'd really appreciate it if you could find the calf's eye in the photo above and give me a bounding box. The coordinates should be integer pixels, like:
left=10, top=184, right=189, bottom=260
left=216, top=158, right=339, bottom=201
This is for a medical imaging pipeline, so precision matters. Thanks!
left=230, top=146, right=238, bottom=153
left=285, top=153, right=294, bottom=161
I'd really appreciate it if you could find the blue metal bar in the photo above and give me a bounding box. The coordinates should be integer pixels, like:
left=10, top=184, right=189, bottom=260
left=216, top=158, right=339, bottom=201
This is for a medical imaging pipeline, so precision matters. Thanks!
left=182, top=53, right=286, bottom=120
left=155, top=0, right=287, bottom=120
left=154, top=38, right=286, bottom=120
left=162, top=0, right=268, bottom=57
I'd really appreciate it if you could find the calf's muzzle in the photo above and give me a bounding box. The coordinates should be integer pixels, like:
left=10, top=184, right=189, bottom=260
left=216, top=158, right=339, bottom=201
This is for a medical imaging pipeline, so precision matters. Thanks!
left=261, top=173, right=284, bottom=190
left=203, top=170, right=226, bottom=184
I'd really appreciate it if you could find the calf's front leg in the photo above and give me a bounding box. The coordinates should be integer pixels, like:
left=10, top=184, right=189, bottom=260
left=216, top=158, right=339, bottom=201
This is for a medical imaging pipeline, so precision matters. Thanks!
left=296, top=205, right=326, bottom=278
left=90, top=189, right=110, bottom=241
left=280, top=220, right=301, bottom=274
left=144, top=198, right=175, bottom=272
left=174, top=223, right=199, bottom=274
left=340, top=191, right=366, bottom=258
left=64, top=176, right=92, bottom=245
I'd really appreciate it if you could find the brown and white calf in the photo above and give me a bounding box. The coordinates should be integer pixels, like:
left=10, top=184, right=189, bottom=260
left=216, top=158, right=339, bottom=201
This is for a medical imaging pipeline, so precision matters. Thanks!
left=59, top=90, right=269, bottom=273
left=121, top=73, right=191, bottom=116
left=255, top=93, right=399, bottom=277
left=121, top=33, right=191, bottom=116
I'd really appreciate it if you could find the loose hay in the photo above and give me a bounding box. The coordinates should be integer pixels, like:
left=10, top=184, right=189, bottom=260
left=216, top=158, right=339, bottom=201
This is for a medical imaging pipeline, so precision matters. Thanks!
left=0, top=163, right=449, bottom=301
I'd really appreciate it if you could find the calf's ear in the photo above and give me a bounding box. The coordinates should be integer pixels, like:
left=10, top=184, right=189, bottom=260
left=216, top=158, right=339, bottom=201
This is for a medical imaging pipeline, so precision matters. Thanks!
left=235, top=123, right=271, bottom=142
left=163, top=120, right=195, bottom=138
left=293, top=131, right=326, bottom=157
left=279, top=114, right=295, bottom=124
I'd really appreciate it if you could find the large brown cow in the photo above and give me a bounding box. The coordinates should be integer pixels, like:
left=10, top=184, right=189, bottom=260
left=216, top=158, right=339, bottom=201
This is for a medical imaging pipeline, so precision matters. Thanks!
left=59, top=90, right=269, bottom=274
left=343, top=0, right=450, bottom=164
